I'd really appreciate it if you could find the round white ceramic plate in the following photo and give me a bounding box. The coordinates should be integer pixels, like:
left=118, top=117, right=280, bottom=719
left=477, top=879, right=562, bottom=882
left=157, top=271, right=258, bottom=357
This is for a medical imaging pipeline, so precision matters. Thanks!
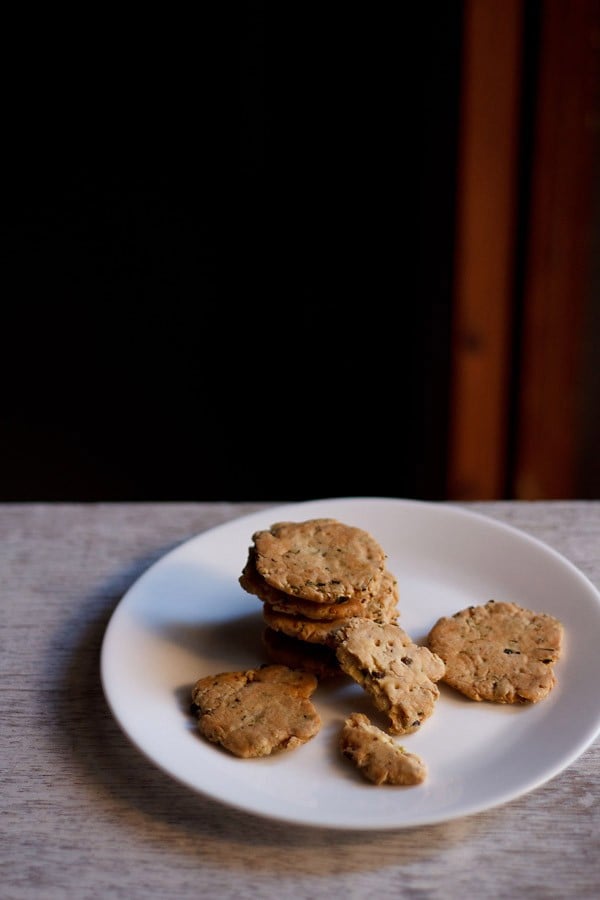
left=100, top=497, right=600, bottom=830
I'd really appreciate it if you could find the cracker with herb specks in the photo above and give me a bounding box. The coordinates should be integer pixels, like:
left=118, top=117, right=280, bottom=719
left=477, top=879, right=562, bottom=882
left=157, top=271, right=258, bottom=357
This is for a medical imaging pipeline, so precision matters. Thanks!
left=240, top=547, right=368, bottom=619
left=427, top=599, right=563, bottom=703
left=191, top=665, right=321, bottom=758
left=334, top=619, right=445, bottom=734
left=252, top=519, right=386, bottom=603
left=340, top=712, right=427, bottom=785
left=262, top=573, right=399, bottom=646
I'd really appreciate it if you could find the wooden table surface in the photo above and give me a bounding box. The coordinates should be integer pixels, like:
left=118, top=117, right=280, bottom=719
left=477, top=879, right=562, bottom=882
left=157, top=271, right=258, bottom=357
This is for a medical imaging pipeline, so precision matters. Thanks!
left=2, top=501, right=599, bottom=899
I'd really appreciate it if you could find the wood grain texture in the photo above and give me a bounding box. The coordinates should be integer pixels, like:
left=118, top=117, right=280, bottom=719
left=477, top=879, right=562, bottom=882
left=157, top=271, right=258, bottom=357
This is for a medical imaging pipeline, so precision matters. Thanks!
left=514, top=0, right=599, bottom=498
left=447, top=0, right=523, bottom=500
left=1, top=502, right=599, bottom=900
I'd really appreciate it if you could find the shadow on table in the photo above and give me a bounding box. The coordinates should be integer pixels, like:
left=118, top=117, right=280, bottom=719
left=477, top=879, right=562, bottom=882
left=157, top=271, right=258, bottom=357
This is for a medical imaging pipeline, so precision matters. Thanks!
left=47, top=556, right=481, bottom=875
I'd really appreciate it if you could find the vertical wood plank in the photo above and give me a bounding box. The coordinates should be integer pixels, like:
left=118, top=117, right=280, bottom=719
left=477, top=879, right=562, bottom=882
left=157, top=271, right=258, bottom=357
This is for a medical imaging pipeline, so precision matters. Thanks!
left=447, top=0, right=524, bottom=499
left=513, top=0, right=599, bottom=499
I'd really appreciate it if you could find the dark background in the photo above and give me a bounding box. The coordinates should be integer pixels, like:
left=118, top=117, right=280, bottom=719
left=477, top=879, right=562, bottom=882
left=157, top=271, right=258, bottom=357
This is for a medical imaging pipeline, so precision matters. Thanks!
left=4, top=4, right=463, bottom=501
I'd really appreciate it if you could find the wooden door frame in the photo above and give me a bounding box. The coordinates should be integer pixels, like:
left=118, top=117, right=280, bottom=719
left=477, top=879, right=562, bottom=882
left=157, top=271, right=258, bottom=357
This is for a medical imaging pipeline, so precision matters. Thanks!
left=448, top=0, right=599, bottom=500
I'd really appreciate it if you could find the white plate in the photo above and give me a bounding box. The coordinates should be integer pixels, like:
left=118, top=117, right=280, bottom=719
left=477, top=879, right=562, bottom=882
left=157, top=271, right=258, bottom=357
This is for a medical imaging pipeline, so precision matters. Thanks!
left=100, top=498, right=600, bottom=830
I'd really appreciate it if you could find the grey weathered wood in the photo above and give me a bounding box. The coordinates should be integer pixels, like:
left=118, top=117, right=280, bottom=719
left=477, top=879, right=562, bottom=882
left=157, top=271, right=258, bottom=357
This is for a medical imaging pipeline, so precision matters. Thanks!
left=1, top=502, right=598, bottom=900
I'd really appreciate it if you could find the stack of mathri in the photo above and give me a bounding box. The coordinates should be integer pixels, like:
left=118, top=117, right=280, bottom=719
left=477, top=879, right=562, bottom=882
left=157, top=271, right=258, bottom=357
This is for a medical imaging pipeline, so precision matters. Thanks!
left=239, top=518, right=399, bottom=679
